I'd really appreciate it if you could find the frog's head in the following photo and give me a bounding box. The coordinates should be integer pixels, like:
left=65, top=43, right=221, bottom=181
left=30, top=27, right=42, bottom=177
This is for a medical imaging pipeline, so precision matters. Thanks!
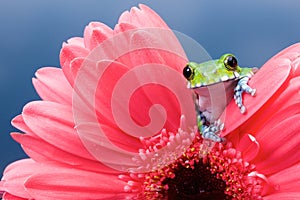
left=183, top=54, right=242, bottom=88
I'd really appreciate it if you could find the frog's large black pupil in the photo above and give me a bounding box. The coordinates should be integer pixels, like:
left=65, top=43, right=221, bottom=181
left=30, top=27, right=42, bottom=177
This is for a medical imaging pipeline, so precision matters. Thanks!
left=227, top=56, right=237, bottom=68
left=183, top=66, right=193, bottom=80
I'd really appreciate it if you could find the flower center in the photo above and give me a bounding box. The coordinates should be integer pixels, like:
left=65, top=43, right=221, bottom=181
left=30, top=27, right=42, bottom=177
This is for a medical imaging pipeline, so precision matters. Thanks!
left=162, top=160, right=230, bottom=200
left=138, top=134, right=233, bottom=200
left=120, top=131, right=264, bottom=200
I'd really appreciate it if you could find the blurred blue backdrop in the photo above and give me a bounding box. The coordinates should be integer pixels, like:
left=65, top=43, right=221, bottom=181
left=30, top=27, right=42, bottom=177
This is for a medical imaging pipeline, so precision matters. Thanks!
left=1, top=0, right=300, bottom=173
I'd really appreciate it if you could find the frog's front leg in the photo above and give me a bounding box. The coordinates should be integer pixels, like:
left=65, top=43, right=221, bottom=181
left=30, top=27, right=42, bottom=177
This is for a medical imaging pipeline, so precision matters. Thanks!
left=197, top=111, right=225, bottom=143
left=234, top=76, right=256, bottom=113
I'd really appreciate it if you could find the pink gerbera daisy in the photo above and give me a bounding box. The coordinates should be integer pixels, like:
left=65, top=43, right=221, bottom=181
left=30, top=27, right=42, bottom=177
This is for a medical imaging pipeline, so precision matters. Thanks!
left=1, top=4, right=300, bottom=200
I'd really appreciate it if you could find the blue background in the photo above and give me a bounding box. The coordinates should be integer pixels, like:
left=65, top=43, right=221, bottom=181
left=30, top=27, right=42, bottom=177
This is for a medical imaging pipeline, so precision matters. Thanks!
left=1, top=0, right=300, bottom=173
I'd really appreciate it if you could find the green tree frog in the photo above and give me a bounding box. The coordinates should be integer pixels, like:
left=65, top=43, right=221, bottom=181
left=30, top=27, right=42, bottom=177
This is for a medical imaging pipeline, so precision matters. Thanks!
left=183, top=54, right=256, bottom=143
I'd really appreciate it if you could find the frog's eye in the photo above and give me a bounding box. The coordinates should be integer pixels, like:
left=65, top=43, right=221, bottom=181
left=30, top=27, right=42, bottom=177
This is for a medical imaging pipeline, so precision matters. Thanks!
left=183, top=65, right=194, bottom=80
left=224, top=55, right=238, bottom=70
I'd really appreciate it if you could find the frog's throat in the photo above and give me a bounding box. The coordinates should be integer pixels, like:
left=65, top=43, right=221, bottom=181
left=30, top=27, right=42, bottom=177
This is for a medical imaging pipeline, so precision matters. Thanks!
left=193, top=80, right=237, bottom=123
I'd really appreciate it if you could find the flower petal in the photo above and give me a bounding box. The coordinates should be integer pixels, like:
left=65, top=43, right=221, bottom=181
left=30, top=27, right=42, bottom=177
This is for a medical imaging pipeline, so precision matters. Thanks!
left=243, top=77, right=300, bottom=138
left=2, top=192, right=28, bottom=200
left=263, top=192, right=300, bottom=200
left=1, top=159, right=36, bottom=199
left=2, top=160, right=131, bottom=200
left=11, top=115, right=33, bottom=135
left=69, top=57, right=85, bottom=82
left=60, top=44, right=89, bottom=85
left=267, top=163, right=300, bottom=193
left=118, top=4, right=168, bottom=29
left=83, top=22, right=113, bottom=50
left=253, top=114, right=300, bottom=174
left=32, top=67, right=72, bottom=105
left=63, top=37, right=85, bottom=48
left=21, top=101, right=95, bottom=160
left=73, top=60, right=144, bottom=152
left=114, top=23, right=137, bottom=34
left=94, top=59, right=186, bottom=135
left=291, top=56, right=300, bottom=76
left=11, top=133, right=118, bottom=174
left=236, top=134, right=260, bottom=162
left=24, top=166, right=129, bottom=200
left=75, top=122, right=141, bottom=170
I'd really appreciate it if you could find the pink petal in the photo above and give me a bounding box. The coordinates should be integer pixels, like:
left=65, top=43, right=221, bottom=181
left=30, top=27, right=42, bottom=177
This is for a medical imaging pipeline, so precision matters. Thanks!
left=98, top=124, right=142, bottom=152
left=291, top=56, right=300, bottom=76
left=63, top=37, right=85, bottom=48
left=2, top=160, right=131, bottom=199
left=60, top=44, right=89, bottom=85
left=87, top=26, right=186, bottom=71
left=2, top=159, right=36, bottom=199
left=2, top=192, right=27, bottom=200
left=20, top=96, right=143, bottom=171
left=114, top=23, right=137, bottom=34
left=32, top=67, right=72, bottom=105
left=3, top=159, right=33, bottom=180
left=24, top=166, right=128, bottom=200
left=75, top=55, right=193, bottom=147
left=251, top=99, right=300, bottom=142
left=93, top=61, right=130, bottom=128
left=267, top=163, right=300, bottom=193
left=83, top=22, right=113, bottom=50
left=73, top=60, right=144, bottom=152
left=128, top=27, right=185, bottom=69
left=118, top=4, right=168, bottom=29
left=236, top=134, right=260, bottom=162
left=253, top=114, right=300, bottom=175
left=69, top=57, right=85, bottom=81
left=75, top=122, right=143, bottom=171
left=245, top=78, right=300, bottom=137
left=11, top=115, right=33, bottom=135
left=11, top=133, right=119, bottom=174
left=21, top=101, right=95, bottom=160
left=263, top=192, right=300, bottom=200
left=94, top=60, right=183, bottom=138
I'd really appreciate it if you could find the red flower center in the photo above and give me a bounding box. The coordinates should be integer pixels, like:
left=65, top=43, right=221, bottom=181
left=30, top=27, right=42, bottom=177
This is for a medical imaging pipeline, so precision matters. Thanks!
left=162, top=160, right=230, bottom=199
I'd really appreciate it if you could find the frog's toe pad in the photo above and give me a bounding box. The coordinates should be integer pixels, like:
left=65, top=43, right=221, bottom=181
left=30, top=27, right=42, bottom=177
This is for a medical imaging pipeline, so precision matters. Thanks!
left=250, top=89, right=256, bottom=96
left=240, top=105, right=246, bottom=114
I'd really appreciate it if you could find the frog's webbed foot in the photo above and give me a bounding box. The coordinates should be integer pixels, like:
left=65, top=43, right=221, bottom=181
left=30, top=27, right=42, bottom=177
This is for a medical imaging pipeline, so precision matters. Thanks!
left=201, top=120, right=225, bottom=143
left=234, top=76, right=256, bottom=113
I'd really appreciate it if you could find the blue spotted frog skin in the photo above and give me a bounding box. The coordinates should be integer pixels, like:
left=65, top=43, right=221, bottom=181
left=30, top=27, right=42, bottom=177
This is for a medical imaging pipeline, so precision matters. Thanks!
left=183, top=54, right=256, bottom=142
